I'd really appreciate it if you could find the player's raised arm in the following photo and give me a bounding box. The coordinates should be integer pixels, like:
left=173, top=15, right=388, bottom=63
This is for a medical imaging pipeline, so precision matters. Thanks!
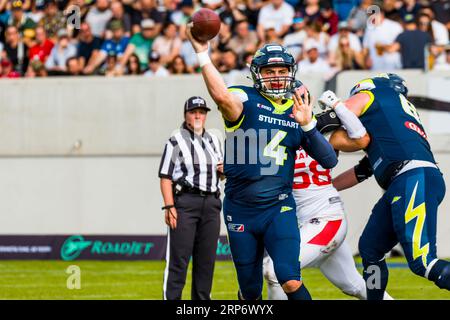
left=318, top=90, right=372, bottom=151
left=185, top=25, right=243, bottom=122
left=292, top=89, right=338, bottom=169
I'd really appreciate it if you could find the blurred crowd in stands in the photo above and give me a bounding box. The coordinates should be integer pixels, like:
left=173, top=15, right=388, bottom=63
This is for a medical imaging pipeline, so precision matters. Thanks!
left=0, top=0, right=448, bottom=79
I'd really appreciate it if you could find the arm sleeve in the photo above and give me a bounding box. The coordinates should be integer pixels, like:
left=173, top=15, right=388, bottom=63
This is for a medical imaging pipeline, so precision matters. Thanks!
left=353, top=155, right=373, bottom=182
left=301, top=127, right=338, bottom=169
left=334, top=102, right=367, bottom=139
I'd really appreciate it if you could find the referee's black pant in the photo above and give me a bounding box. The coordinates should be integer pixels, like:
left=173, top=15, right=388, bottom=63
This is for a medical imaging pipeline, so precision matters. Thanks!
left=163, top=192, right=221, bottom=300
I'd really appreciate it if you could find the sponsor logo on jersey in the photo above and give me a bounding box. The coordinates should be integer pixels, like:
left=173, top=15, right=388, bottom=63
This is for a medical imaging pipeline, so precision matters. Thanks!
left=258, top=114, right=299, bottom=129
left=328, top=196, right=341, bottom=205
left=280, top=206, right=293, bottom=213
left=226, top=215, right=232, bottom=222
left=257, top=103, right=272, bottom=112
left=405, top=121, right=427, bottom=139
left=228, top=223, right=244, bottom=232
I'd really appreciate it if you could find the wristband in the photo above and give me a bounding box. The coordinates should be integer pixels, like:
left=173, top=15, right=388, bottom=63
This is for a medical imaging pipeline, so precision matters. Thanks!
left=197, top=50, right=211, bottom=67
left=162, top=204, right=175, bottom=210
left=301, top=119, right=317, bottom=132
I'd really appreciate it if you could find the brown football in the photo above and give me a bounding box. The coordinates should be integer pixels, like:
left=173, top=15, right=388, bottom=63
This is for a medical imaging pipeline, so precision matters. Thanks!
left=191, top=8, right=221, bottom=42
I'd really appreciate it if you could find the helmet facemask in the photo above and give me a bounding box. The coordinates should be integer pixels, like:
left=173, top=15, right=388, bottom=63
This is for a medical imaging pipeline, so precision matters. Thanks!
left=251, top=63, right=297, bottom=100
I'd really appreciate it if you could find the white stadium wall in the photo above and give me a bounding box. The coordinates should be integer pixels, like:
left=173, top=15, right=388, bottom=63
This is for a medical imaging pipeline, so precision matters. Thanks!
left=0, top=71, right=449, bottom=257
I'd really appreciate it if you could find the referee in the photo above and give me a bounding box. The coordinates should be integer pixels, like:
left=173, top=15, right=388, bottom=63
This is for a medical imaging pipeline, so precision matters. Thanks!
left=159, top=96, right=223, bottom=300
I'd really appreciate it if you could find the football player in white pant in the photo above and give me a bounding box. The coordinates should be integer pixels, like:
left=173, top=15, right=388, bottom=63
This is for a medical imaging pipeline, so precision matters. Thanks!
left=263, top=92, right=394, bottom=300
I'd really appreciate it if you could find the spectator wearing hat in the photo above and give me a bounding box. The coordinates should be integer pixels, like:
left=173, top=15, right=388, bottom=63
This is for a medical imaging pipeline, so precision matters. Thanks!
left=130, top=0, right=163, bottom=35
left=151, top=22, right=182, bottom=66
left=29, top=26, right=54, bottom=63
left=283, top=15, right=307, bottom=61
left=83, top=19, right=129, bottom=74
left=106, top=0, right=132, bottom=38
left=119, top=18, right=158, bottom=71
left=256, top=0, right=294, bottom=42
left=297, top=39, right=333, bottom=76
left=45, top=28, right=77, bottom=73
left=383, top=15, right=433, bottom=69
left=3, top=25, right=29, bottom=75
left=159, top=96, right=223, bottom=300
left=77, top=22, right=103, bottom=70
left=85, top=0, right=113, bottom=38
left=8, top=0, right=37, bottom=35
left=38, top=0, right=66, bottom=40
left=143, top=51, right=169, bottom=76
left=318, top=1, right=339, bottom=35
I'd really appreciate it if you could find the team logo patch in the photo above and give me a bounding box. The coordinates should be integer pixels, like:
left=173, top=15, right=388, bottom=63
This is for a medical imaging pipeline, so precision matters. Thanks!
left=280, top=206, right=293, bottom=213
left=226, top=215, right=232, bottom=222
left=192, top=98, right=205, bottom=105
left=266, top=45, right=283, bottom=52
left=278, top=194, right=288, bottom=200
left=405, top=121, right=427, bottom=139
left=228, top=223, right=244, bottom=232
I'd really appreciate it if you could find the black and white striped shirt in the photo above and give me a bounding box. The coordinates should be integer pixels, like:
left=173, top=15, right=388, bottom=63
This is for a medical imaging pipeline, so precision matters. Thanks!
left=158, top=123, right=223, bottom=193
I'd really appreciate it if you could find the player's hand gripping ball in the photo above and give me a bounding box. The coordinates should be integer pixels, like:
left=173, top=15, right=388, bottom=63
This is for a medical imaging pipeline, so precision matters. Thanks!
left=190, top=8, right=221, bottom=42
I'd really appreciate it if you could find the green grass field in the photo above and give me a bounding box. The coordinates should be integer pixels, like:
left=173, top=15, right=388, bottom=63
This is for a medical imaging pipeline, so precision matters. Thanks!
left=0, top=258, right=449, bottom=300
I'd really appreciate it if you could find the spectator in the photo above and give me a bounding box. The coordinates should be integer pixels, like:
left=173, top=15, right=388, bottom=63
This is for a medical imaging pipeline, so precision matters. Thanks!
left=328, top=21, right=362, bottom=64
left=45, top=29, right=77, bottom=73
left=25, top=59, right=48, bottom=77
left=304, top=20, right=329, bottom=59
left=39, top=0, right=66, bottom=40
left=227, top=20, right=258, bottom=60
left=85, top=0, right=113, bottom=38
left=84, top=19, right=129, bottom=74
left=0, top=59, right=21, bottom=78
left=143, top=51, right=169, bottom=76
left=151, top=22, right=182, bottom=66
left=362, top=9, right=403, bottom=70
left=125, top=53, right=142, bottom=75
left=3, top=25, right=29, bottom=75
left=28, top=0, right=46, bottom=23
left=318, top=1, right=339, bottom=35
left=418, top=7, right=449, bottom=65
left=383, top=0, right=402, bottom=22
left=398, top=0, right=422, bottom=22
left=29, top=26, right=54, bottom=63
left=168, top=54, right=190, bottom=74
left=330, top=34, right=365, bottom=70
left=65, top=56, right=83, bottom=76
left=212, top=22, right=232, bottom=53
left=283, top=15, right=307, bottom=61
left=299, top=0, right=321, bottom=23
left=429, top=0, right=450, bottom=27
left=218, top=48, right=238, bottom=73
left=8, top=0, right=37, bottom=35
left=77, top=22, right=103, bottom=70
left=434, top=48, right=450, bottom=71
left=347, top=0, right=373, bottom=37
left=179, top=38, right=198, bottom=71
left=298, top=39, right=332, bottom=75
left=171, top=0, right=195, bottom=40
left=120, top=18, right=158, bottom=71
left=99, top=52, right=121, bottom=76
left=219, top=0, right=248, bottom=30
left=131, top=0, right=163, bottom=35
left=257, top=0, right=294, bottom=42
left=264, top=24, right=282, bottom=44
left=106, top=0, right=132, bottom=37
left=384, top=15, right=433, bottom=69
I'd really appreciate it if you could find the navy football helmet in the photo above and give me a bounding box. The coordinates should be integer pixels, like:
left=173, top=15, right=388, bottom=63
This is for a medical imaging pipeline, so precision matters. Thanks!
left=349, top=73, right=408, bottom=97
left=250, top=44, right=298, bottom=100
left=385, top=73, right=408, bottom=97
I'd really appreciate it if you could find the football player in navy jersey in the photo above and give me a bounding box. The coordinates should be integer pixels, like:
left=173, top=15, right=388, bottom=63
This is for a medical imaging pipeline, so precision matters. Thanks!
left=186, top=26, right=338, bottom=300
left=319, top=73, right=450, bottom=299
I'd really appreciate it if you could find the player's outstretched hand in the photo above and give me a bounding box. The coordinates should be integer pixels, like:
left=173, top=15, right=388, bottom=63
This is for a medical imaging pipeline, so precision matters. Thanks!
left=185, top=23, right=209, bottom=53
left=292, top=87, right=314, bottom=127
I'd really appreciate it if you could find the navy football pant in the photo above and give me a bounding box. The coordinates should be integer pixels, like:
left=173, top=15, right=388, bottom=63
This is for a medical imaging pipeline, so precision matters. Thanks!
left=359, top=167, right=446, bottom=285
left=223, top=194, right=301, bottom=300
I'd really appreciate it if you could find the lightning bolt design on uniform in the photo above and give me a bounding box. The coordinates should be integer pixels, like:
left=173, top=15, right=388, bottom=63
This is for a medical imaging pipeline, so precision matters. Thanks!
left=404, top=181, right=429, bottom=268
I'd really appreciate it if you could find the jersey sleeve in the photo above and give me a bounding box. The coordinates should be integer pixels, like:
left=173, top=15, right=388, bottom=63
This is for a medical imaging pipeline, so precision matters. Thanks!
left=301, top=128, right=338, bottom=169
left=223, top=86, right=248, bottom=132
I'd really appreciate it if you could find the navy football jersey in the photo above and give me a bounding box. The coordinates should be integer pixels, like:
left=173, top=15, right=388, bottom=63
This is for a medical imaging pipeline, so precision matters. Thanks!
left=352, top=75, right=436, bottom=188
left=223, top=86, right=315, bottom=207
